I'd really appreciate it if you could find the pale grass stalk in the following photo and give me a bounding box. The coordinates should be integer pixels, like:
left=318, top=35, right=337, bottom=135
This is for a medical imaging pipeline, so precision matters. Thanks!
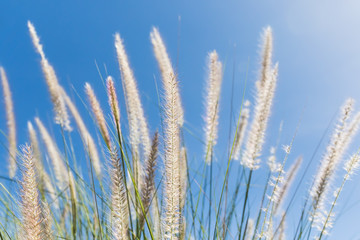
left=310, top=99, right=356, bottom=214
left=27, top=21, right=71, bottom=131
left=242, top=27, right=277, bottom=169
left=150, top=27, right=184, bottom=126
left=134, top=152, right=142, bottom=204
left=27, top=122, right=43, bottom=174
left=60, top=87, right=102, bottom=177
left=20, top=144, right=42, bottom=240
left=115, top=33, right=151, bottom=158
left=204, top=50, right=223, bottom=164
left=28, top=121, right=58, bottom=207
left=267, top=147, right=281, bottom=173
left=245, top=219, right=254, bottom=240
left=162, top=73, right=181, bottom=239
left=35, top=117, right=68, bottom=188
left=110, top=147, right=129, bottom=240
left=153, top=198, right=161, bottom=239
left=318, top=153, right=360, bottom=238
left=179, top=147, right=187, bottom=211
left=277, top=212, right=286, bottom=240
left=85, top=82, right=111, bottom=148
left=41, top=201, right=53, bottom=239
left=233, top=100, right=250, bottom=161
left=107, top=76, right=121, bottom=127
left=60, top=203, right=70, bottom=234
left=125, top=169, right=137, bottom=221
left=257, top=26, right=273, bottom=91
left=339, top=110, right=360, bottom=152
left=274, top=156, right=303, bottom=214
left=0, top=67, right=17, bottom=178
left=140, top=132, right=159, bottom=229
left=259, top=138, right=291, bottom=238
left=179, top=147, right=187, bottom=239
left=68, top=171, right=77, bottom=202
left=263, top=218, right=274, bottom=240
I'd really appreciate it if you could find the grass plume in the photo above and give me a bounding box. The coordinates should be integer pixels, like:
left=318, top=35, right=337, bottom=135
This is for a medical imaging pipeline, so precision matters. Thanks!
left=242, top=27, right=277, bottom=170
left=204, top=50, right=223, bottom=164
left=162, top=72, right=181, bottom=239
left=150, top=27, right=184, bottom=126
left=27, top=21, right=71, bottom=131
left=109, top=147, right=129, bottom=240
left=0, top=67, right=17, bottom=178
left=85, top=82, right=111, bottom=148
left=19, top=144, right=43, bottom=240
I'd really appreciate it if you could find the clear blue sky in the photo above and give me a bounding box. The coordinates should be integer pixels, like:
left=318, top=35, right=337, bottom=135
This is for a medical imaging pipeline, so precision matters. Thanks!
left=1, top=0, right=360, bottom=239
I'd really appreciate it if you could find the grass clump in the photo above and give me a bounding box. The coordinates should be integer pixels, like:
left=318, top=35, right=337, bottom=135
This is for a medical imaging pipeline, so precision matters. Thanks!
left=0, top=22, right=359, bottom=240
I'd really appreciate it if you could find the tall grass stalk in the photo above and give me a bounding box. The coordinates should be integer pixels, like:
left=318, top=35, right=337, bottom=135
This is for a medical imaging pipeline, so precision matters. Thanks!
left=0, top=67, right=17, bottom=178
left=27, top=21, right=72, bottom=131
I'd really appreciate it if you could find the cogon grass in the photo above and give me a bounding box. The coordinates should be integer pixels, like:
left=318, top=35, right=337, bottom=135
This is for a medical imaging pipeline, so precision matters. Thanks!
left=0, top=21, right=360, bottom=240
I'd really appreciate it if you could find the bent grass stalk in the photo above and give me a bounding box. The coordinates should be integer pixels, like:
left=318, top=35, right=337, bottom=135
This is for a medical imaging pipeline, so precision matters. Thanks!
left=318, top=152, right=360, bottom=239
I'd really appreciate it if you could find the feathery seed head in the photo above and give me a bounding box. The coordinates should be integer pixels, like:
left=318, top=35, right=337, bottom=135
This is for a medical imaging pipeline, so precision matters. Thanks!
left=204, top=50, right=223, bottom=164
left=282, top=145, right=291, bottom=154
left=27, top=122, right=40, bottom=160
left=242, top=33, right=277, bottom=169
left=179, top=146, right=188, bottom=210
left=41, top=201, right=53, bottom=239
left=27, top=21, right=72, bottom=131
left=27, top=121, right=45, bottom=181
left=109, top=147, right=129, bottom=240
left=140, top=132, right=159, bottom=230
left=267, top=154, right=280, bottom=173
left=27, top=121, right=58, bottom=209
left=257, top=26, right=273, bottom=91
left=150, top=27, right=184, bottom=126
left=115, top=33, right=151, bottom=158
left=27, top=21, right=45, bottom=59
left=233, top=101, right=250, bottom=161
left=107, top=76, right=121, bottom=127
left=162, top=73, right=182, bottom=239
left=311, top=98, right=356, bottom=212
left=344, top=154, right=360, bottom=176
left=85, top=82, right=111, bottom=148
left=20, top=144, right=43, bottom=240
left=0, top=67, right=17, bottom=178
left=274, top=156, right=303, bottom=213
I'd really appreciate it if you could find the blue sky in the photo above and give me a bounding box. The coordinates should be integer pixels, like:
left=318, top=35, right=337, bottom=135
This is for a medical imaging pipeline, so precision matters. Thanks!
left=1, top=0, right=360, bottom=239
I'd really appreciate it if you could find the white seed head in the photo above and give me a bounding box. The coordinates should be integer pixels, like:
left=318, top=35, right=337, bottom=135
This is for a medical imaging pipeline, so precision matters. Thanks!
left=85, top=82, right=111, bottom=148
left=204, top=50, right=223, bottom=164
left=0, top=67, right=17, bottom=178
left=150, top=27, right=184, bottom=126
left=28, top=21, right=71, bottom=131
left=115, top=33, right=151, bottom=158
